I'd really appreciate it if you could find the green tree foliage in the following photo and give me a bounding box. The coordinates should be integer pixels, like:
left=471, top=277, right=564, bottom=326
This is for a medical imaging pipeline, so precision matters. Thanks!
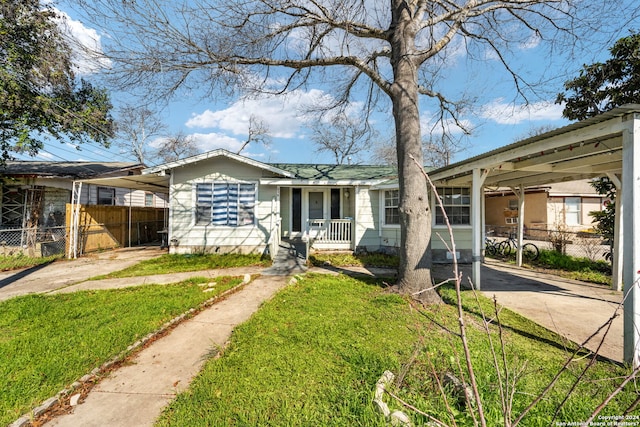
left=0, top=0, right=113, bottom=161
left=556, top=33, right=640, bottom=257
left=589, top=177, right=615, bottom=260
left=557, top=31, right=640, bottom=120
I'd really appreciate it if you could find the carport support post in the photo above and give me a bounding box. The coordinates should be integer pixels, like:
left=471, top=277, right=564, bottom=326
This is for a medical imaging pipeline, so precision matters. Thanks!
left=606, top=172, right=623, bottom=292
left=472, top=168, right=488, bottom=289
left=510, top=185, right=525, bottom=267
left=622, top=121, right=640, bottom=366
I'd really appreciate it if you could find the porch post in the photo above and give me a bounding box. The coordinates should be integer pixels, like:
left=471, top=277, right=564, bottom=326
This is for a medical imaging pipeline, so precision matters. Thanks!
left=471, top=168, right=487, bottom=289
left=606, top=172, right=623, bottom=292
left=622, top=118, right=640, bottom=366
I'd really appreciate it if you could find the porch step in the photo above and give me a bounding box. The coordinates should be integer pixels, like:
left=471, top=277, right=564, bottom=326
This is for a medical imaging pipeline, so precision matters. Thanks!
left=262, top=239, right=308, bottom=276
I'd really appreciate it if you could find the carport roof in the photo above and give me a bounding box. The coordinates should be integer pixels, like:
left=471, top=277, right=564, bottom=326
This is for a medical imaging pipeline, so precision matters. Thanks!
left=0, top=161, right=144, bottom=179
left=75, top=173, right=170, bottom=194
left=429, top=104, right=640, bottom=188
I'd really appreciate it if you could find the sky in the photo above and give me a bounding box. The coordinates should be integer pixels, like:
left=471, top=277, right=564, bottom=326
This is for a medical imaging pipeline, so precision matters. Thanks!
left=17, top=2, right=639, bottom=167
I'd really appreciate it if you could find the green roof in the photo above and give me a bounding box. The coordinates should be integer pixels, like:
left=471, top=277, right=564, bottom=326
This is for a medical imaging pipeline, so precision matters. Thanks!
left=269, top=163, right=397, bottom=180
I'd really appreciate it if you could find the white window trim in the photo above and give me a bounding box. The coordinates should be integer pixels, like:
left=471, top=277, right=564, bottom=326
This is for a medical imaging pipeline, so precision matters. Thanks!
left=144, top=192, right=155, bottom=207
left=432, top=186, right=472, bottom=228
left=564, top=196, right=581, bottom=226
left=97, top=186, right=116, bottom=206
left=381, top=189, right=401, bottom=228
left=192, top=180, right=258, bottom=228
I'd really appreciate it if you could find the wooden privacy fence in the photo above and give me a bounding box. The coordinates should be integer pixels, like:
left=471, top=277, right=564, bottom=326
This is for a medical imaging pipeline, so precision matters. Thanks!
left=66, top=204, right=167, bottom=255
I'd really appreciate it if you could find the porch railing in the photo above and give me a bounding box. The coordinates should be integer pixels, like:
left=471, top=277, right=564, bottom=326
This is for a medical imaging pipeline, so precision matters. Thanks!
left=307, top=219, right=352, bottom=243
left=267, top=216, right=281, bottom=261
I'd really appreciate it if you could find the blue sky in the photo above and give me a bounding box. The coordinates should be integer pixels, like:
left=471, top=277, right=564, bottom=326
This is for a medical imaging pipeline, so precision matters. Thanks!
left=20, top=2, right=637, bottom=167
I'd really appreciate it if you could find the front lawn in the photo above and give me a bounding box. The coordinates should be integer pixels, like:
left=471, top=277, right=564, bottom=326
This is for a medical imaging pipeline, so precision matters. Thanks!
left=157, top=274, right=636, bottom=426
left=91, top=253, right=270, bottom=279
left=309, top=251, right=399, bottom=269
left=0, top=276, right=244, bottom=426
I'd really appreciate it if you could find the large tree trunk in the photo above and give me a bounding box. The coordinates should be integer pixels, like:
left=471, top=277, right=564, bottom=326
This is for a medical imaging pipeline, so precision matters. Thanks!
left=390, top=0, right=440, bottom=304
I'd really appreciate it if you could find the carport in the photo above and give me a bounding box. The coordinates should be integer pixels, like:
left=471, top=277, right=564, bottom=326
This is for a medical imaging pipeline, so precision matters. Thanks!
left=430, top=104, right=640, bottom=365
left=67, top=172, right=170, bottom=258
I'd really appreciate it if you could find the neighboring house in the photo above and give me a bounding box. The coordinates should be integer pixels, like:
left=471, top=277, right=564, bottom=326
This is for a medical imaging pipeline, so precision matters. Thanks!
left=484, top=179, right=606, bottom=234
left=0, top=161, right=167, bottom=229
left=143, top=149, right=474, bottom=263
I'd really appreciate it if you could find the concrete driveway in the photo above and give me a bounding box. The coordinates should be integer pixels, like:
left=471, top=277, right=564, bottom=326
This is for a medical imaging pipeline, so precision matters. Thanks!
left=0, top=246, right=166, bottom=301
left=475, top=259, right=623, bottom=363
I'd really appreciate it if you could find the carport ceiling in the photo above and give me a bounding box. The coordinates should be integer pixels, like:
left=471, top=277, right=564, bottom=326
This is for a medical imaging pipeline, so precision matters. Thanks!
left=429, top=105, right=637, bottom=188
left=77, top=173, right=170, bottom=194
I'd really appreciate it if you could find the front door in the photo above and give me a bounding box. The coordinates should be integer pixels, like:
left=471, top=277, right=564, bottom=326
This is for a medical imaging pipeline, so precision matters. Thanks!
left=308, top=191, right=324, bottom=220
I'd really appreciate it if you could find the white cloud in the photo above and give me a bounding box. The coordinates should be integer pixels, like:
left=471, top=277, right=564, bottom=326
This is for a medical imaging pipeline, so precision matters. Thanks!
left=54, top=9, right=111, bottom=74
left=190, top=133, right=244, bottom=152
left=480, top=99, right=564, bottom=125
left=149, top=133, right=245, bottom=154
left=519, top=34, right=541, bottom=50
left=186, top=89, right=330, bottom=138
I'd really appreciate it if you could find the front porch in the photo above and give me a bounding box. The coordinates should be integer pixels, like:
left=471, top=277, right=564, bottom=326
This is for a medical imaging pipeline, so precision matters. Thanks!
left=306, top=218, right=353, bottom=249
left=279, top=186, right=356, bottom=250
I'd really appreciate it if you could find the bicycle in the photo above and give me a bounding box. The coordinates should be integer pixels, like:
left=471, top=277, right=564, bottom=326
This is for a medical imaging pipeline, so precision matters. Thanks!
left=498, top=233, right=539, bottom=261
left=485, top=236, right=501, bottom=256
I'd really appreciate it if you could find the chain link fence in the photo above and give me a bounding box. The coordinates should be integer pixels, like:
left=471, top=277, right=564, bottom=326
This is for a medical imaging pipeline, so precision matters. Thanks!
left=487, top=225, right=610, bottom=262
left=0, top=226, right=67, bottom=258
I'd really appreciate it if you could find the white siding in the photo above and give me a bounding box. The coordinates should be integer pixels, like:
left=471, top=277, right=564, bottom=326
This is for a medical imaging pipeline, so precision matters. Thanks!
left=168, top=157, right=279, bottom=254
left=354, top=187, right=380, bottom=249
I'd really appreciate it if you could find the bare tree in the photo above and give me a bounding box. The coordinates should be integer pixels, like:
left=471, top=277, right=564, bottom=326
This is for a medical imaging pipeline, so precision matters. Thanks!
left=311, top=111, right=374, bottom=164
left=115, top=105, right=167, bottom=164
left=513, top=124, right=557, bottom=142
left=237, top=115, right=271, bottom=154
left=71, top=0, right=635, bottom=301
left=423, top=134, right=466, bottom=168
left=153, top=131, right=200, bottom=164
left=374, top=133, right=466, bottom=168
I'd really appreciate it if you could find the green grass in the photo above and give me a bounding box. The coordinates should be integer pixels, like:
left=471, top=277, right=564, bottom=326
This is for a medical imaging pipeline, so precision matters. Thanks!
left=0, top=253, right=62, bottom=271
left=157, top=274, right=636, bottom=426
left=309, top=252, right=399, bottom=268
left=503, top=249, right=612, bottom=285
left=92, top=253, right=271, bottom=279
left=0, top=276, right=243, bottom=425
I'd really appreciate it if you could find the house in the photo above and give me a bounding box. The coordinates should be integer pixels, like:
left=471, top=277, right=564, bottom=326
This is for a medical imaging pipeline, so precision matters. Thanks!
left=484, top=179, right=606, bottom=235
left=137, top=105, right=640, bottom=365
left=142, top=149, right=473, bottom=263
left=0, top=161, right=167, bottom=229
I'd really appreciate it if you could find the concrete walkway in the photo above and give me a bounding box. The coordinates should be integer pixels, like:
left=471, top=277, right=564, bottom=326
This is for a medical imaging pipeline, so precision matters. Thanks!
left=43, top=275, right=289, bottom=427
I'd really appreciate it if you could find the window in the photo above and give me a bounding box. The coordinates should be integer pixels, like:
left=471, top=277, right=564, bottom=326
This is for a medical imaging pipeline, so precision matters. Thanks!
left=435, top=187, right=470, bottom=225
left=506, top=217, right=518, bottom=225
left=565, top=197, right=581, bottom=225
left=145, top=192, right=154, bottom=207
left=196, top=182, right=256, bottom=226
left=384, top=190, right=399, bottom=225
left=97, top=187, right=115, bottom=205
